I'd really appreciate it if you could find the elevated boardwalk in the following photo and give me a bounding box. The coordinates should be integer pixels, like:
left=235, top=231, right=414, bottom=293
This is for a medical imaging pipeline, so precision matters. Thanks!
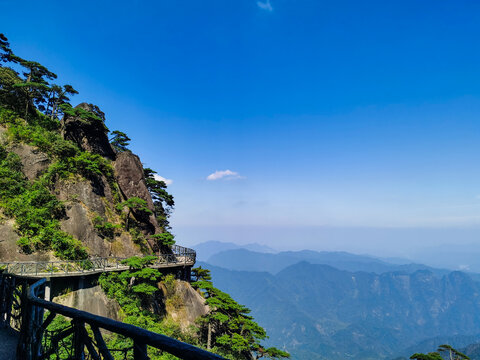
left=0, top=245, right=224, bottom=359
left=0, top=245, right=196, bottom=278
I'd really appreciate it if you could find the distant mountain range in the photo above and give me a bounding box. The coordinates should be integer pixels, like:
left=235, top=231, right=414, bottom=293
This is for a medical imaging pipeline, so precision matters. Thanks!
left=196, top=243, right=480, bottom=360
left=193, top=240, right=276, bottom=261
left=205, top=248, right=455, bottom=276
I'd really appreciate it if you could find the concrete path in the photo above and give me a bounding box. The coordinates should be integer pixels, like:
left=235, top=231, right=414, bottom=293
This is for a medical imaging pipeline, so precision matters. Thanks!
left=0, top=327, right=17, bottom=359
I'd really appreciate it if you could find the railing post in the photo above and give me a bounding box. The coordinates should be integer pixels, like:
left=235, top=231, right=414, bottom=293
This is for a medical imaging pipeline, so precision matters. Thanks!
left=73, top=320, right=86, bottom=360
left=133, top=341, right=148, bottom=360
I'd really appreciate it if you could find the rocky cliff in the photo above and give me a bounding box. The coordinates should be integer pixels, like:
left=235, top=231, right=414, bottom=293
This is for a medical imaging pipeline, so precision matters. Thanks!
left=0, top=103, right=163, bottom=260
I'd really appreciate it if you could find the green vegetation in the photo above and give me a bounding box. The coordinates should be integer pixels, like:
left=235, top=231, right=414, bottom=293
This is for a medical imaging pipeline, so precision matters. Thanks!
left=192, top=267, right=290, bottom=360
left=99, top=256, right=198, bottom=359
left=151, top=232, right=175, bottom=247
left=99, top=260, right=288, bottom=359
left=411, top=345, right=470, bottom=360
left=0, top=143, right=87, bottom=259
left=92, top=215, right=121, bottom=240
left=116, top=197, right=153, bottom=230
left=109, top=130, right=131, bottom=152
left=144, top=167, right=176, bottom=247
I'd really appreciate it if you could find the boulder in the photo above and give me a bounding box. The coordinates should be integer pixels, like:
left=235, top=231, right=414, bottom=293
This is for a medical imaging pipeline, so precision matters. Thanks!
left=162, top=281, right=209, bottom=331
left=61, top=103, right=116, bottom=160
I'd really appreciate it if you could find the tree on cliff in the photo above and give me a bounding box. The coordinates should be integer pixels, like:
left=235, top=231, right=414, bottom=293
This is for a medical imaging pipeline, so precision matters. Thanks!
left=46, top=84, right=78, bottom=119
left=110, top=130, right=131, bottom=152
left=116, top=197, right=153, bottom=230
left=10, top=56, right=57, bottom=119
left=151, top=232, right=175, bottom=247
left=0, top=33, right=12, bottom=63
left=411, top=345, right=470, bottom=360
left=144, top=167, right=174, bottom=231
left=192, top=267, right=290, bottom=360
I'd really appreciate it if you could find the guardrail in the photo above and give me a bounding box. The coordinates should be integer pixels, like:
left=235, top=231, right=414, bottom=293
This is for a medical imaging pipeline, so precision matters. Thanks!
left=0, top=276, right=224, bottom=359
left=0, top=245, right=196, bottom=277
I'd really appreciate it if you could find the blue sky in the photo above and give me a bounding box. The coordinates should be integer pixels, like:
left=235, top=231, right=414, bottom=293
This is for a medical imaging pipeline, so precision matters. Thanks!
left=3, top=0, right=480, bottom=255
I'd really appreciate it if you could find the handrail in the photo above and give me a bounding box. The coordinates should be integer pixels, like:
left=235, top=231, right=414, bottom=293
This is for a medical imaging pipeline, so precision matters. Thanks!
left=23, top=278, right=224, bottom=360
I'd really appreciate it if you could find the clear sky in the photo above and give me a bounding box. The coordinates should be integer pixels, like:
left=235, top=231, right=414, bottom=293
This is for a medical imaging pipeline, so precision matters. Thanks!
left=3, top=0, right=480, bottom=256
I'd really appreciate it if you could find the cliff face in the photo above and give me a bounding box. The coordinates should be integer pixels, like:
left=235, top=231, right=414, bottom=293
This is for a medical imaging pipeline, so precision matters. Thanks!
left=0, top=103, right=161, bottom=261
left=114, top=151, right=161, bottom=235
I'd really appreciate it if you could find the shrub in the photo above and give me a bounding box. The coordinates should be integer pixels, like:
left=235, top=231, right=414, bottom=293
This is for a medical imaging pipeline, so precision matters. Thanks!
left=92, top=215, right=120, bottom=240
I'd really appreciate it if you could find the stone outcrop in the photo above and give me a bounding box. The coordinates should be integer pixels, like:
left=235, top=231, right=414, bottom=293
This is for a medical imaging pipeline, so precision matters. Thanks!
left=114, top=151, right=160, bottom=235
left=0, top=217, right=53, bottom=262
left=61, top=103, right=116, bottom=160
left=9, top=143, right=50, bottom=181
left=59, top=202, right=110, bottom=256
left=161, top=281, right=209, bottom=331
left=55, top=177, right=111, bottom=217
left=53, top=285, right=122, bottom=321
left=55, top=177, right=142, bottom=258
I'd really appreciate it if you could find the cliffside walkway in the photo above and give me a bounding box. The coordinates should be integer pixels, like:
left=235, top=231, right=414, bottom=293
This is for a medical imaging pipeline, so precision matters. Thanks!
left=0, top=245, right=225, bottom=359
left=0, top=244, right=196, bottom=278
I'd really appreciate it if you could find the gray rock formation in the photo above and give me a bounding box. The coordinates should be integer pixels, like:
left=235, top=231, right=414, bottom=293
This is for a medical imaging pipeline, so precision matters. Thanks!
left=114, top=151, right=160, bottom=235
left=61, top=103, right=116, bottom=160
left=53, top=285, right=122, bottom=321
left=60, top=202, right=110, bottom=256
left=0, top=217, right=52, bottom=262
left=55, top=177, right=142, bottom=258
left=9, top=143, right=50, bottom=181
left=162, top=281, right=209, bottom=331
left=55, top=177, right=110, bottom=217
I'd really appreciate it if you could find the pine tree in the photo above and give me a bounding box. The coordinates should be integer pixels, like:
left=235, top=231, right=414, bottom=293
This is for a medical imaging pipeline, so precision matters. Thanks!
left=46, top=84, right=78, bottom=119
left=411, top=345, right=470, bottom=360
left=193, top=269, right=290, bottom=360
left=0, top=33, right=12, bottom=63
left=9, top=56, right=57, bottom=120
left=116, top=197, right=153, bottom=230
left=110, top=130, right=131, bottom=152
left=143, top=167, right=175, bottom=247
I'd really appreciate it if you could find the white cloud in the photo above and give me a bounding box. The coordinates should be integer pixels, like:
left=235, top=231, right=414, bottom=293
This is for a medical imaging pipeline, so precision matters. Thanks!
left=153, top=174, right=173, bottom=186
left=257, top=0, right=273, bottom=11
left=206, top=170, right=244, bottom=181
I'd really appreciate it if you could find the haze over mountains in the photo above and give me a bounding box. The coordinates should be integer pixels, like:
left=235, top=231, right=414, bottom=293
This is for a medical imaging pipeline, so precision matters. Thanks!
left=197, top=241, right=480, bottom=360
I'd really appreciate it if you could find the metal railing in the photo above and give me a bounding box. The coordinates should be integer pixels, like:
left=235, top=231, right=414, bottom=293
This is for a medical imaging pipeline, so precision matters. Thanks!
left=0, top=245, right=196, bottom=278
left=0, top=276, right=224, bottom=360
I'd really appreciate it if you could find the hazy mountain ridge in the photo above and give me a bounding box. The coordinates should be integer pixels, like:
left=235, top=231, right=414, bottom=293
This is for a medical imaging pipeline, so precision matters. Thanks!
left=201, top=260, right=480, bottom=360
left=193, top=240, right=276, bottom=261
left=205, top=247, right=454, bottom=276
